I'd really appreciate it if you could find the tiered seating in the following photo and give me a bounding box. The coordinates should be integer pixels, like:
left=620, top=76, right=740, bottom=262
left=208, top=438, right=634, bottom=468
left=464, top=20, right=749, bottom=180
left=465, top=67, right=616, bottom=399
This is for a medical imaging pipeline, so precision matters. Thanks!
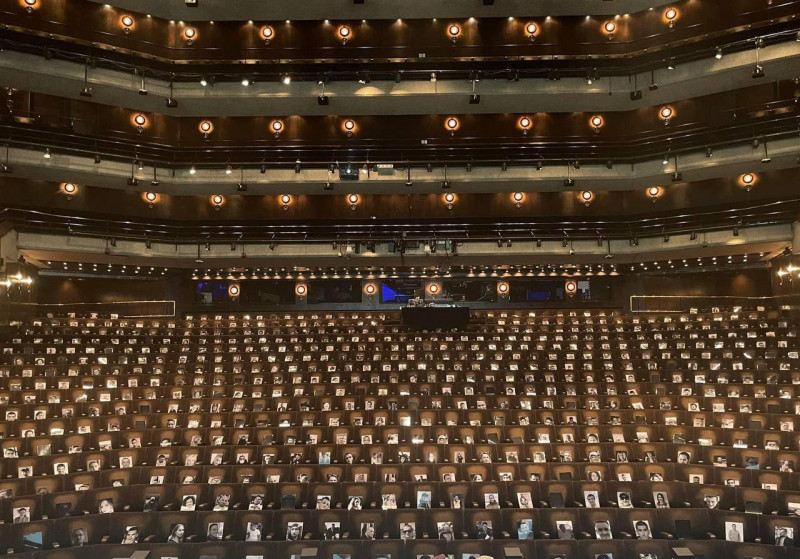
left=1, top=309, right=799, bottom=559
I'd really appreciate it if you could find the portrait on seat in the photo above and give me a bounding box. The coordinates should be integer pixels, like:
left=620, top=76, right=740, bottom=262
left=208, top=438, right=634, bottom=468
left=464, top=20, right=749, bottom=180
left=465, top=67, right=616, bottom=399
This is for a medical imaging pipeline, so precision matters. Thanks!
left=213, top=493, right=230, bottom=511
left=633, top=520, right=652, bottom=539
left=207, top=522, right=223, bottom=541
left=517, top=491, right=533, bottom=508
left=121, top=526, right=139, bottom=544
left=181, top=495, right=197, bottom=511
left=167, top=523, right=185, bottom=543
left=400, top=522, right=416, bottom=540
left=70, top=527, right=88, bottom=546
left=416, top=491, right=431, bottom=509
left=348, top=495, right=363, bottom=510
left=617, top=491, right=633, bottom=508
left=361, top=522, right=375, bottom=540
left=517, top=518, right=533, bottom=540
left=557, top=521, right=574, bottom=539
left=725, top=521, right=743, bottom=542
left=382, top=493, right=397, bottom=510
left=594, top=520, right=613, bottom=540
left=653, top=491, right=669, bottom=508
left=323, top=522, right=340, bottom=540
left=774, top=526, right=794, bottom=546
left=475, top=520, right=493, bottom=540
left=703, top=495, right=720, bottom=509
left=12, top=506, right=31, bottom=523
left=585, top=490, right=600, bottom=507
left=484, top=492, right=500, bottom=509
left=285, top=522, right=303, bottom=541
left=437, top=521, right=455, bottom=541
left=249, top=494, right=264, bottom=510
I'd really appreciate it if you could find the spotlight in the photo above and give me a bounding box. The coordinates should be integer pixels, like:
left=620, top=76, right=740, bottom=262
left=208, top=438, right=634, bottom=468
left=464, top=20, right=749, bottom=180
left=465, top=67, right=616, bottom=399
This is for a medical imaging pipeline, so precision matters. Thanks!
left=283, top=75, right=291, bottom=85
left=752, top=65, right=765, bottom=79
left=469, top=93, right=481, bottom=104
left=324, top=181, right=333, bottom=190
left=536, top=160, right=543, bottom=171
left=563, top=178, right=575, bottom=187
left=705, top=147, right=713, bottom=158
left=260, top=162, right=267, bottom=174
left=225, top=165, right=233, bottom=175
left=237, top=182, right=248, bottom=192
left=295, top=159, right=301, bottom=173
left=94, top=154, right=101, bottom=164
left=501, top=161, right=508, bottom=172
left=448, top=23, right=461, bottom=42
left=715, top=47, right=723, bottom=59
left=690, top=231, right=697, bottom=240
left=183, top=27, right=197, bottom=44
left=662, top=154, right=669, bottom=165
left=465, top=162, right=472, bottom=172
left=357, top=72, right=370, bottom=84
left=519, top=116, right=532, bottom=135
left=441, top=180, right=451, bottom=189
left=189, top=165, right=196, bottom=175
left=318, top=95, right=329, bottom=105
left=603, top=21, right=616, bottom=39
left=127, top=177, right=138, bottom=186
left=629, top=90, right=643, bottom=101
left=200, top=76, right=208, bottom=87
left=261, top=25, right=274, bottom=44
left=525, top=22, right=537, bottom=41
left=43, top=148, right=51, bottom=159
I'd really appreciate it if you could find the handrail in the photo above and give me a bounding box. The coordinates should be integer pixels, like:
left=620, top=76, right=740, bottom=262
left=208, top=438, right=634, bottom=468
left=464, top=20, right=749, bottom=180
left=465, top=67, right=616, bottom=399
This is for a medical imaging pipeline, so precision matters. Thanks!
left=8, top=300, right=176, bottom=318
left=630, top=294, right=800, bottom=313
